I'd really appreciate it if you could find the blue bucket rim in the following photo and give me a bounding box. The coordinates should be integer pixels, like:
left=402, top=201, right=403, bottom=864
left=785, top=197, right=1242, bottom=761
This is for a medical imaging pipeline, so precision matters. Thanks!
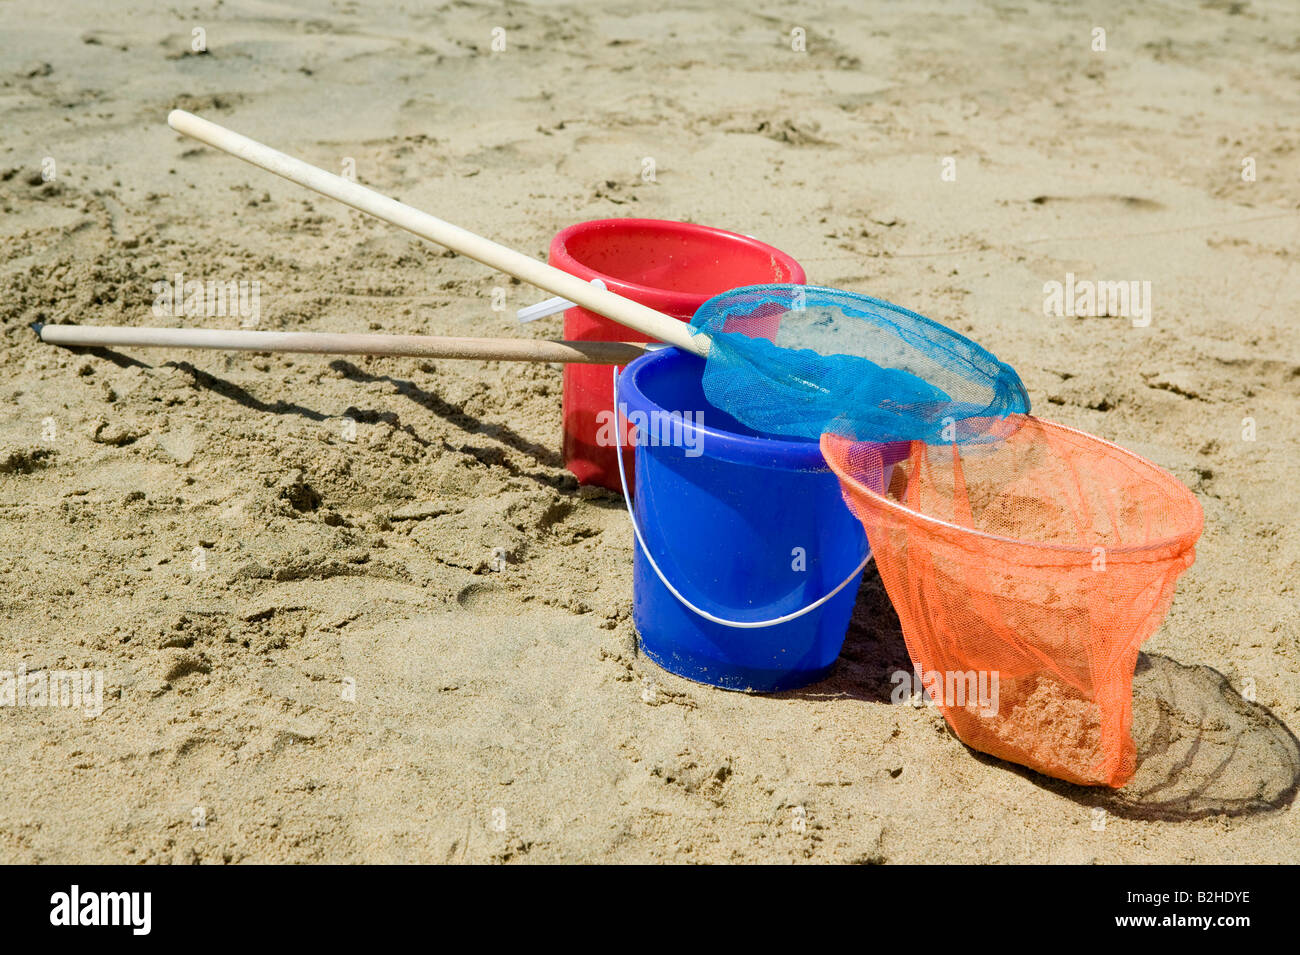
left=619, top=347, right=831, bottom=472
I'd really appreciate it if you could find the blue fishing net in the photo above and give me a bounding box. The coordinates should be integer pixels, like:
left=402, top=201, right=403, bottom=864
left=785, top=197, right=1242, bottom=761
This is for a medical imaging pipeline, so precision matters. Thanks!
left=688, top=284, right=1029, bottom=443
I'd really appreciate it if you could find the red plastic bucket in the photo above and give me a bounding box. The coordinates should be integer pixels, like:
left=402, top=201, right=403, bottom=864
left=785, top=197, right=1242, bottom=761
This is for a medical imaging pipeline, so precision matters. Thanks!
left=548, top=218, right=806, bottom=489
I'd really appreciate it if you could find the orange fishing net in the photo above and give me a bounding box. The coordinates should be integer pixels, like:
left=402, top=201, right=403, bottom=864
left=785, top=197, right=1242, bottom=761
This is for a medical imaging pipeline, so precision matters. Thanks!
left=822, top=417, right=1203, bottom=787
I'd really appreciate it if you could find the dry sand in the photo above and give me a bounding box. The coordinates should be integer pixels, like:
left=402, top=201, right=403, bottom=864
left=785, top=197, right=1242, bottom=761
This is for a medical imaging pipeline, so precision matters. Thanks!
left=0, top=0, right=1297, bottom=863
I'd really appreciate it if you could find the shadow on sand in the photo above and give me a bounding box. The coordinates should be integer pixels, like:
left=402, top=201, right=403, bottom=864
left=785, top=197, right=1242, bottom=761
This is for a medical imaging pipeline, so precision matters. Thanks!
left=791, top=566, right=1300, bottom=821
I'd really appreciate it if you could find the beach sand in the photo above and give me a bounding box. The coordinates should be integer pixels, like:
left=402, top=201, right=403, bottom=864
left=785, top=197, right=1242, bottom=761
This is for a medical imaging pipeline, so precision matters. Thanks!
left=0, top=0, right=1297, bottom=862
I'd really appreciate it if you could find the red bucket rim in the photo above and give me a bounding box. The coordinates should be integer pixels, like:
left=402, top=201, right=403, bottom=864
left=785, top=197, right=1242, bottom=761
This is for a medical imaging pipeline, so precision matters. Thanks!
left=548, top=217, right=807, bottom=315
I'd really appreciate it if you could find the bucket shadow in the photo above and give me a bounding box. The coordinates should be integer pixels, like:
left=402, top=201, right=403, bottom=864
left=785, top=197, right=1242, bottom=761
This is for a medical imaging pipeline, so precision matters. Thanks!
left=784, top=564, right=912, bottom=705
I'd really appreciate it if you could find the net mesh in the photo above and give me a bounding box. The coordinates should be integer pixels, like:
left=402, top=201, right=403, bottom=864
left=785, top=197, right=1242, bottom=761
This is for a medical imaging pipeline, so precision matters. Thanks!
left=689, top=284, right=1030, bottom=442
left=822, top=419, right=1203, bottom=787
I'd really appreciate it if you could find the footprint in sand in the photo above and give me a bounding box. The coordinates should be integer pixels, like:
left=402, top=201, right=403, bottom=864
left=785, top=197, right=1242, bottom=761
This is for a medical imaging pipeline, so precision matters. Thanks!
left=455, top=581, right=525, bottom=615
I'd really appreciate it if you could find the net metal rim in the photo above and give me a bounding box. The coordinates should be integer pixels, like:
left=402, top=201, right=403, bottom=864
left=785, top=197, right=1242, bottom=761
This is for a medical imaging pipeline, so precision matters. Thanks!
left=690, top=283, right=1033, bottom=441
left=821, top=417, right=1205, bottom=559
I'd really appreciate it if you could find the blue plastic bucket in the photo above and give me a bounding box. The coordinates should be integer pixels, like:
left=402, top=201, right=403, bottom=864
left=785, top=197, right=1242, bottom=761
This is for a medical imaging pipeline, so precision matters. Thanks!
left=616, top=347, right=880, bottom=692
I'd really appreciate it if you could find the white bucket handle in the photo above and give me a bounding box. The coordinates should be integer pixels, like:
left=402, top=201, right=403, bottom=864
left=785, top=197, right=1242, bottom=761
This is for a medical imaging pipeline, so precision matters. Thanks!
left=613, top=365, right=870, bottom=630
